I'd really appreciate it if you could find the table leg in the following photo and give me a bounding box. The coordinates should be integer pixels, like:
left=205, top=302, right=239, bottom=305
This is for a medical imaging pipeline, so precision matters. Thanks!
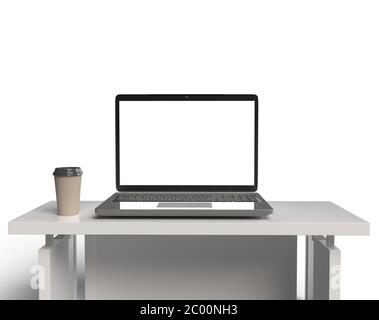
left=38, top=234, right=77, bottom=300
left=305, top=235, right=341, bottom=300
left=306, top=235, right=314, bottom=300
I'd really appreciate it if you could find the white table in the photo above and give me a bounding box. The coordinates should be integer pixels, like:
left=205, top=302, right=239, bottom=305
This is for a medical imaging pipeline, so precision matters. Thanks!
left=8, top=201, right=369, bottom=300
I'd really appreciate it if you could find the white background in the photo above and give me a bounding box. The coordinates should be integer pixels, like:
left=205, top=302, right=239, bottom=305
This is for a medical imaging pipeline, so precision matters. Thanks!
left=119, top=100, right=254, bottom=185
left=0, top=0, right=378, bottom=299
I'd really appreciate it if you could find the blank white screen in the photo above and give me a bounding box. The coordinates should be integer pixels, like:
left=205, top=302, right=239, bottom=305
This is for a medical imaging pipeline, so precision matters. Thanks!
left=119, top=100, right=255, bottom=185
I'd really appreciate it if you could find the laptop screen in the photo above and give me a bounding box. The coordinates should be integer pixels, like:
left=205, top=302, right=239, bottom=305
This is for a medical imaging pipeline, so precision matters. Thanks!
left=117, top=96, right=256, bottom=191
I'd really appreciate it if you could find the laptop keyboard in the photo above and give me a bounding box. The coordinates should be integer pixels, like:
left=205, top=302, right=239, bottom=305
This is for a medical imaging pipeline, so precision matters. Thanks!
left=114, top=193, right=259, bottom=202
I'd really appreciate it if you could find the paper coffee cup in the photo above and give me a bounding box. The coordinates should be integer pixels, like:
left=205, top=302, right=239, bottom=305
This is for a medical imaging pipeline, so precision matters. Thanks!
left=53, top=167, right=83, bottom=216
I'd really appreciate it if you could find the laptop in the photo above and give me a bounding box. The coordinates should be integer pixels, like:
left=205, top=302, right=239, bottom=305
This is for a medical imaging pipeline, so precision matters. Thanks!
left=95, top=94, right=273, bottom=218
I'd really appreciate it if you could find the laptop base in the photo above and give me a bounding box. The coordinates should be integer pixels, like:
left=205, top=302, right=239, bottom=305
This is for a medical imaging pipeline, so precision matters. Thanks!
left=95, top=192, right=273, bottom=218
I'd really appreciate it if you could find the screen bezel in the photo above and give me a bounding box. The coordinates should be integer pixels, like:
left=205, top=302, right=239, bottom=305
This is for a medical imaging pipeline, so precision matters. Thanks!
left=116, top=94, right=258, bottom=192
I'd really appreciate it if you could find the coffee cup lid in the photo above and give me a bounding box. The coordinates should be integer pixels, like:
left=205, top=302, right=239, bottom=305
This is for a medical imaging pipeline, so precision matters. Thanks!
left=53, top=167, right=83, bottom=177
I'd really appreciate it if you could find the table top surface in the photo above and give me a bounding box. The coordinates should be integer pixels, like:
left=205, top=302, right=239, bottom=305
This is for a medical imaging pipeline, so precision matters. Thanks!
left=8, top=201, right=369, bottom=236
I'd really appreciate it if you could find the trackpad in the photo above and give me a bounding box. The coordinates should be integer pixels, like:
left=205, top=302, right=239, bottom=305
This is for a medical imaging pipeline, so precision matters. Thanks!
left=157, top=202, right=212, bottom=208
